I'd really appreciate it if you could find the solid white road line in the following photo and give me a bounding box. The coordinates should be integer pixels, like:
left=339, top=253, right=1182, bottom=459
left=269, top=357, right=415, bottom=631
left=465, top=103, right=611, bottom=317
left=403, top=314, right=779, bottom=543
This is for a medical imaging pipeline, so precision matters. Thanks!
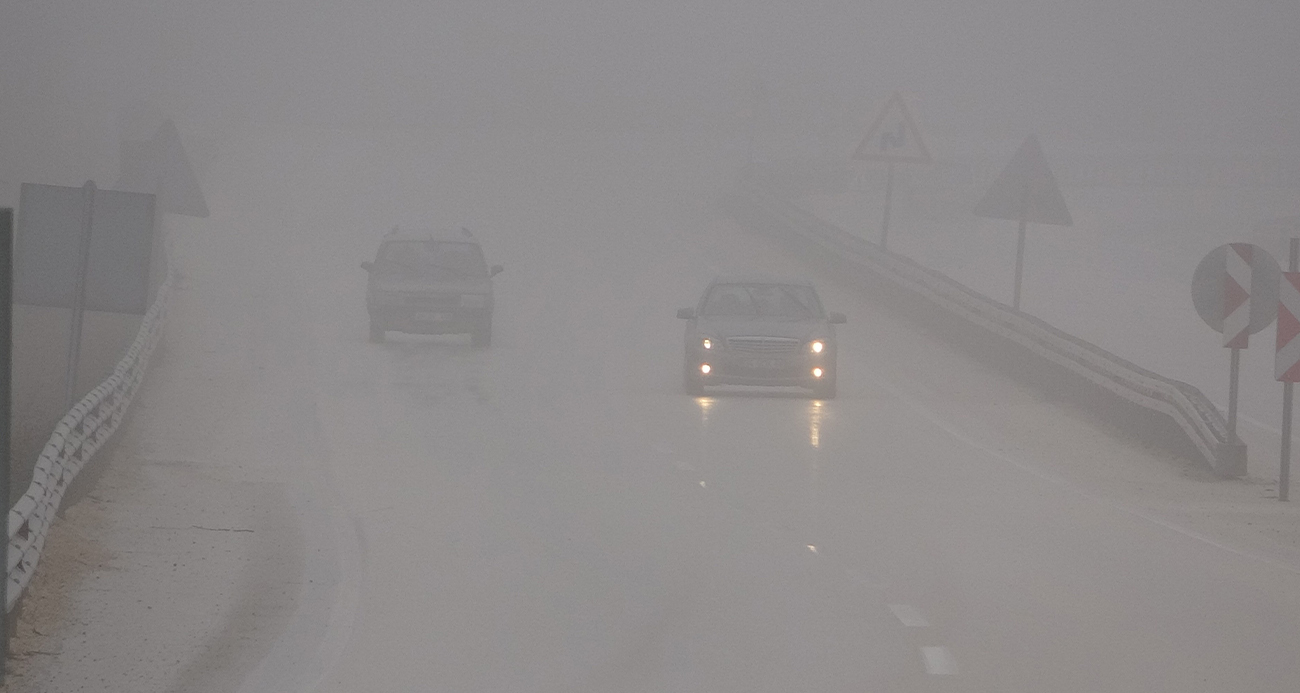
left=866, top=373, right=1300, bottom=578
left=921, top=646, right=958, bottom=676
left=888, top=604, right=929, bottom=628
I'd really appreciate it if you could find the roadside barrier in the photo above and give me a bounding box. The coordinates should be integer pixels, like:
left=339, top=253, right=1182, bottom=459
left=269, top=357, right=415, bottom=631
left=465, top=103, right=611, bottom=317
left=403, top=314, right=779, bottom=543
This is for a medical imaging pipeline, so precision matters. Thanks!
left=6, top=246, right=173, bottom=611
left=732, top=185, right=1245, bottom=477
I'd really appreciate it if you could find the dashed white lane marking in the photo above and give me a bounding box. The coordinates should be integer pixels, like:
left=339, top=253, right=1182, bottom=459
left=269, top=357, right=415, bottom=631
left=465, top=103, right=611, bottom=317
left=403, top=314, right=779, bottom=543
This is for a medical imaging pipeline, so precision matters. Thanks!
left=921, top=646, right=958, bottom=676
left=888, top=604, right=929, bottom=628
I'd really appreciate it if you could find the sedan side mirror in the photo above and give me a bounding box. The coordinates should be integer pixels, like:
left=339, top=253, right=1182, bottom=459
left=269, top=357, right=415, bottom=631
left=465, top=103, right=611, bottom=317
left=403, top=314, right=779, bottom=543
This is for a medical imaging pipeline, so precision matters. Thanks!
left=490, top=264, right=504, bottom=277
left=828, top=312, right=847, bottom=324
left=677, top=308, right=696, bottom=320
left=361, top=261, right=374, bottom=272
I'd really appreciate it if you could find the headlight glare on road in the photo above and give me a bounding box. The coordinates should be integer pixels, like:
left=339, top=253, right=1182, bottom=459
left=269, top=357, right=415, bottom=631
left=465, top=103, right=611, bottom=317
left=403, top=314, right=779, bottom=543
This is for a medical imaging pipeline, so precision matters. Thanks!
left=700, top=363, right=712, bottom=375
left=812, top=367, right=824, bottom=378
left=810, top=340, right=825, bottom=354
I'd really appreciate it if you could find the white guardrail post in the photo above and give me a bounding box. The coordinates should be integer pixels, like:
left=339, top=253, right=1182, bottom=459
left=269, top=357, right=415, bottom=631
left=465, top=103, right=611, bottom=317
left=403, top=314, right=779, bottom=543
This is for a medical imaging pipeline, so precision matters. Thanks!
left=732, top=182, right=1245, bottom=477
left=5, top=242, right=173, bottom=612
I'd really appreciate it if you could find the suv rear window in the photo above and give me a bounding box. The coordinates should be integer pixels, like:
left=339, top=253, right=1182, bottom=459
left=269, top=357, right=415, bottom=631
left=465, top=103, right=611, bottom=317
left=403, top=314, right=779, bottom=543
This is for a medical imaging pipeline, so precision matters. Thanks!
left=376, top=240, right=488, bottom=276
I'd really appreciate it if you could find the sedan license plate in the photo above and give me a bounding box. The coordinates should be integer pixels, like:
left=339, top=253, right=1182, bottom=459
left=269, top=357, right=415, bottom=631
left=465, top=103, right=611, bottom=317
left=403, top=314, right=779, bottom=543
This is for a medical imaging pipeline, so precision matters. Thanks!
left=412, top=312, right=451, bottom=322
left=742, top=358, right=781, bottom=370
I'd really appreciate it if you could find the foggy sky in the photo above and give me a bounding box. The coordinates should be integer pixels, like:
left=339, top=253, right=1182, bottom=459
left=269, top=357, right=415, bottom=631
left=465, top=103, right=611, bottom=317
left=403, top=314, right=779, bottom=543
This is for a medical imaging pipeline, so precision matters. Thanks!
left=3, top=1, right=1299, bottom=182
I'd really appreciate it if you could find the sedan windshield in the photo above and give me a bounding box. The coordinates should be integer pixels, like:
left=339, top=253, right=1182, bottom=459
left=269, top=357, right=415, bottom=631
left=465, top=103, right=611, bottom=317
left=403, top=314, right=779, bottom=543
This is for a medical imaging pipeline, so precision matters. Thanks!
left=701, top=283, right=824, bottom=319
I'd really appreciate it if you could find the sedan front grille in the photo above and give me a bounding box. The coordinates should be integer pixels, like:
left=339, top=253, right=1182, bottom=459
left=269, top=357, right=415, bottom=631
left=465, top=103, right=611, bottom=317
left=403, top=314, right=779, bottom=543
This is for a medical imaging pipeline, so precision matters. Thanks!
left=726, top=336, right=801, bottom=354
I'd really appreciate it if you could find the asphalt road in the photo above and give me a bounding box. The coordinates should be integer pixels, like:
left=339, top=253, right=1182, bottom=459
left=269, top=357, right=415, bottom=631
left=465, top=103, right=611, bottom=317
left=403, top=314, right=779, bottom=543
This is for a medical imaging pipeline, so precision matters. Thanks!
left=83, top=128, right=1300, bottom=693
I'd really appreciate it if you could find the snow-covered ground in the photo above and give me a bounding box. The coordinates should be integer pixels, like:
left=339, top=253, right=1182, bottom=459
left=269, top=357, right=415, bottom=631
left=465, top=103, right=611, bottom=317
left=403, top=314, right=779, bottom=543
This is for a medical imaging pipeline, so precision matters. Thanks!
left=9, top=127, right=1300, bottom=692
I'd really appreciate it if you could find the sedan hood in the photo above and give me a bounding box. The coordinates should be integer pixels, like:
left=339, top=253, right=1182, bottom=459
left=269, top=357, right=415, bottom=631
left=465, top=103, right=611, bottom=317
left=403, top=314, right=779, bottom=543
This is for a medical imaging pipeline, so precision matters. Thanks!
left=695, top=317, right=825, bottom=340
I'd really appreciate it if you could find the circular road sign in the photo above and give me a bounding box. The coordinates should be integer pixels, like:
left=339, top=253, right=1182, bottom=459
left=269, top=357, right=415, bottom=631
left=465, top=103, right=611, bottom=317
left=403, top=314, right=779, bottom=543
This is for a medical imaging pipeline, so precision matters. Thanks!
left=1192, top=243, right=1280, bottom=334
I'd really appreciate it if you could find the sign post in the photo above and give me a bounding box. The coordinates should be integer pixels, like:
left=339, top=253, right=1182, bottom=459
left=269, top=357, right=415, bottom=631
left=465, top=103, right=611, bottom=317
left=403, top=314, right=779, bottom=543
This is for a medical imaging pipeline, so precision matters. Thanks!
left=1193, top=242, right=1281, bottom=450
left=1276, top=239, right=1300, bottom=501
left=852, top=91, right=931, bottom=251
left=881, top=162, right=895, bottom=249
left=974, top=135, right=1072, bottom=311
left=743, top=79, right=768, bottom=167
left=64, top=181, right=95, bottom=410
left=1012, top=182, right=1030, bottom=310
left=1225, top=243, right=1252, bottom=436
left=0, top=208, right=12, bottom=682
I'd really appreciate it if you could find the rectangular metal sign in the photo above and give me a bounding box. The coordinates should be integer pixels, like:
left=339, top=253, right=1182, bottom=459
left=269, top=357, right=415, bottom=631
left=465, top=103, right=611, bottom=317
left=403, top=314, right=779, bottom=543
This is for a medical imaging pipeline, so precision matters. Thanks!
left=14, top=184, right=83, bottom=309
left=86, top=188, right=156, bottom=314
left=15, top=183, right=155, bottom=314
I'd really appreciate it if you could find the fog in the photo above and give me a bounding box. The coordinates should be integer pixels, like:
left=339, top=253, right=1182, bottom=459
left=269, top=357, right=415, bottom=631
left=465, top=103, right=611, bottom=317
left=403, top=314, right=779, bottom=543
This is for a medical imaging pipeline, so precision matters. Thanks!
left=5, top=2, right=1300, bottom=177
left=3, top=2, right=1300, bottom=691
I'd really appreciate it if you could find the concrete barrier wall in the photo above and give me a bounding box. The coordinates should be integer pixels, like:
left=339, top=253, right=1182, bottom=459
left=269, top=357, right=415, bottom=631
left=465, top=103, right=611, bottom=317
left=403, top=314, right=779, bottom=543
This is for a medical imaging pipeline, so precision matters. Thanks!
left=732, top=184, right=1244, bottom=477
left=5, top=226, right=173, bottom=611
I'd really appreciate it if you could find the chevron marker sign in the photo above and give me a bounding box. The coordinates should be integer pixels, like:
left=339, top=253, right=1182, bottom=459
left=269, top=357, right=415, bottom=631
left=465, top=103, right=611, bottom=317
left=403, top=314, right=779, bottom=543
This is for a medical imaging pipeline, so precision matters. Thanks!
left=1192, top=243, right=1280, bottom=344
left=1224, top=243, right=1253, bottom=348
left=1277, top=272, right=1300, bottom=381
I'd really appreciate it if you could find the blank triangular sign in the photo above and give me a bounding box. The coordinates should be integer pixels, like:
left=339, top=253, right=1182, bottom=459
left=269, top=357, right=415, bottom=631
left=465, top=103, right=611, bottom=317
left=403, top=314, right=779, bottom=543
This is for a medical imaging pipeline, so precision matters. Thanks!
left=115, top=139, right=156, bottom=194
left=115, top=120, right=208, bottom=218
left=852, top=92, right=932, bottom=164
left=974, top=135, right=1071, bottom=226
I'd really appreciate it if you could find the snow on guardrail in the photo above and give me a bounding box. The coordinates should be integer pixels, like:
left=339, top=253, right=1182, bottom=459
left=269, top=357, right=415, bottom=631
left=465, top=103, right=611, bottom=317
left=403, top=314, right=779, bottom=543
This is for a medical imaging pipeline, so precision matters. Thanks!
left=6, top=248, right=173, bottom=611
left=731, top=183, right=1245, bottom=477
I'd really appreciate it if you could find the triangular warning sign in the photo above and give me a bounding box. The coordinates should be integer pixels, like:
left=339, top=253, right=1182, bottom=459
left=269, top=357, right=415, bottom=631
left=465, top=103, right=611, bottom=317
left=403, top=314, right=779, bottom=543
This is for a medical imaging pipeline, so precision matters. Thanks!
left=852, top=92, right=932, bottom=164
left=973, top=135, right=1071, bottom=226
left=115, top=120, right=208, bottom=218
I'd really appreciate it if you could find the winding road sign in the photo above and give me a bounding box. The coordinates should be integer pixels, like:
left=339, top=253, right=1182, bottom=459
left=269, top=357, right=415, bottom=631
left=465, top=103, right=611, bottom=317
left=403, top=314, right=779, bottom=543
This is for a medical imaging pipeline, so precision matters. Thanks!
left=852, top=92, right=931, bottom=164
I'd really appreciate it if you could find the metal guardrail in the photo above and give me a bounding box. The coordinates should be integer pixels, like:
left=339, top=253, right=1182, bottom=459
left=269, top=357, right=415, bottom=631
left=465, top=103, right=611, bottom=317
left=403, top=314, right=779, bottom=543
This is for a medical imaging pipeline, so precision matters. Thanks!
left=733, top=186, right=1245, bottom=477
left=5, top=254, right=173, bottom=611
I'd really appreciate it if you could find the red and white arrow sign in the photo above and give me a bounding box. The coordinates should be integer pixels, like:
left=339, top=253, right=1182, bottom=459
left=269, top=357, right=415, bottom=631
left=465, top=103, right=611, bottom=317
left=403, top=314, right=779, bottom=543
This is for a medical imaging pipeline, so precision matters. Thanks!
left=1277, top=272, right=1300, bottom=381
left=1224, top=243, right=1253, bottom=348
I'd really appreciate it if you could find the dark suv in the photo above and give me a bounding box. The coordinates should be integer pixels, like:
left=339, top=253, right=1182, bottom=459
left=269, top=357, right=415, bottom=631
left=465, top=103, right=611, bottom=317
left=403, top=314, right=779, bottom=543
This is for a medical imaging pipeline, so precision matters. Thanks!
left=362, top=228, right=503, bottom=347
left=677, top=278, right=846, bottom=398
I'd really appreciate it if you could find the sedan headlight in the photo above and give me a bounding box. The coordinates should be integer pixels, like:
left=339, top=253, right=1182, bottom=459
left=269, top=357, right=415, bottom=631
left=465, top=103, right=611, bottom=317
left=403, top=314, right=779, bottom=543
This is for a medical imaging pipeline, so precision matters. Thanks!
left=460, top=294, right=489, bottom=309
left=809, top=339, right=826, bottom=354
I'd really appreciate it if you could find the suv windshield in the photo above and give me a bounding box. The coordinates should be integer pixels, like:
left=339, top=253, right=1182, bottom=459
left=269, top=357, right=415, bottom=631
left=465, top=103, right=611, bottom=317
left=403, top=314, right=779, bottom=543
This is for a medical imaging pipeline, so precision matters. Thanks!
left=701, top=283, right=825, bottom=319
left=376, top=240, right=487, bottom=277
